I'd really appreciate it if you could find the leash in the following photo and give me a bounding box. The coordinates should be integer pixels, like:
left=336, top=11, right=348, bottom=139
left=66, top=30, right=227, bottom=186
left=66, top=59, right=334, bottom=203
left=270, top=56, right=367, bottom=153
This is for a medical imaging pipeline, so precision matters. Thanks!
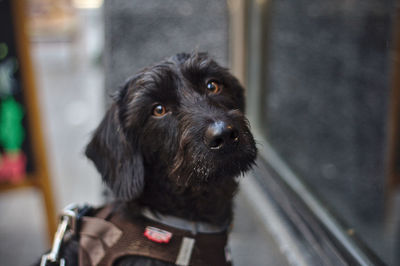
left=40, top=204, right=92, bottom=266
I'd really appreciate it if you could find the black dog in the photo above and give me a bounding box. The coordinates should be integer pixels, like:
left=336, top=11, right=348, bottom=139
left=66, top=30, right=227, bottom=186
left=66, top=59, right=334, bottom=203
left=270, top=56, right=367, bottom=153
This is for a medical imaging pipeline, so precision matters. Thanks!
left=39, top=52, right=257, bottom=266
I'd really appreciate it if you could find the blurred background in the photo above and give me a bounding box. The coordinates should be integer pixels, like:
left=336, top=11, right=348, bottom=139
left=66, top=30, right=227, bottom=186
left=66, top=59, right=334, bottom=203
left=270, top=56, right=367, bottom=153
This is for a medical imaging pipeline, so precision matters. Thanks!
left=0, top=0, right=399, bottom=265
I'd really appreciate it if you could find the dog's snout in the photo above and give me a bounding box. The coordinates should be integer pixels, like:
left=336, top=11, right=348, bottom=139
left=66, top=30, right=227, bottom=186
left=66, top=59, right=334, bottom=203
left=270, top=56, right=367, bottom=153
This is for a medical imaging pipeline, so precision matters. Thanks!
left=204, top=121, right=239, bottom=150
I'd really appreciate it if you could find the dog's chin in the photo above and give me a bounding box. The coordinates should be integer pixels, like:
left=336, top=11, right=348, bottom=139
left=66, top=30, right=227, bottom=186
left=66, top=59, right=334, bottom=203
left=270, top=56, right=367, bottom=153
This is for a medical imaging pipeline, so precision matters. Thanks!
left=171, top=147, right=257, bottom=188
left=205, top=152, right=256, bottom=180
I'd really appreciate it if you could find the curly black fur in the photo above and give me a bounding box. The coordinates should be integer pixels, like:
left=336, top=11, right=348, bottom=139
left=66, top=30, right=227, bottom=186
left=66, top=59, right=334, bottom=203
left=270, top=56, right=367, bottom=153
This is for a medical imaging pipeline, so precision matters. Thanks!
left=36, top=52, right=257, bottom=266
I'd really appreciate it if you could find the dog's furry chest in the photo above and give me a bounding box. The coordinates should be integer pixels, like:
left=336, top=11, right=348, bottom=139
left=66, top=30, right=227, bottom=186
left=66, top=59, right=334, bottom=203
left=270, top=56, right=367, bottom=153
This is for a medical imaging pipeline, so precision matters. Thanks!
left=136, top=176, right=238, bottom=225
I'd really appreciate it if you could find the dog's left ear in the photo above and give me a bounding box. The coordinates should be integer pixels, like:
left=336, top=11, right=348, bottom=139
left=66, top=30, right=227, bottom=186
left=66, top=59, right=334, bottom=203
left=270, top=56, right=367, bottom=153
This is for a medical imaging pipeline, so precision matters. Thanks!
left=85, top=101, right=144, bottom=201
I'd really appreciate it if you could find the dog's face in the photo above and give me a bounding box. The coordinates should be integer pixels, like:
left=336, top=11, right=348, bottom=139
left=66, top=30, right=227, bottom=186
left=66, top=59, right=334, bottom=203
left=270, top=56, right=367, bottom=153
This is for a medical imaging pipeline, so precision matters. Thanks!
left=86, top=53, right=257, bottom=201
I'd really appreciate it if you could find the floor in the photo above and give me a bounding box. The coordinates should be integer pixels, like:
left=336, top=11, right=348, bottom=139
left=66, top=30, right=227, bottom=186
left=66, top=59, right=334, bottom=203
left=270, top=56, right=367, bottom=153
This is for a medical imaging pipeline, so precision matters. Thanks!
left=0, top=8, right=289, bottom=266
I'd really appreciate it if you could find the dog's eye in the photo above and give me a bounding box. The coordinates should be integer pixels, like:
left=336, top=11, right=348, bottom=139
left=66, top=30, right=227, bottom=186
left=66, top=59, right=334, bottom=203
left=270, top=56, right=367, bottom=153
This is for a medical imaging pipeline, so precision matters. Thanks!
left=152, top=104, right=167, bottom=117
left=206, top=81, right=221, bottom=94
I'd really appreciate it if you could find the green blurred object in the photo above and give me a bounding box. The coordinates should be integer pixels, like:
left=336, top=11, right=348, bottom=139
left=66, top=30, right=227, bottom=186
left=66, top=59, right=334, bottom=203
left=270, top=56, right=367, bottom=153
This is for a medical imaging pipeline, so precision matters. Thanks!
left=0, top=96, right=25, bottom=151
left=0, top=43, right=7, bottom=60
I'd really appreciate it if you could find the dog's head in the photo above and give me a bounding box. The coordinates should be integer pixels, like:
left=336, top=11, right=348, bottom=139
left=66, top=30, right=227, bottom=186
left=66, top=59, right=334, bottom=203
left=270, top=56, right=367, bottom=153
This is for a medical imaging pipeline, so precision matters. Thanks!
left=86, top=52, right=257, bottom=201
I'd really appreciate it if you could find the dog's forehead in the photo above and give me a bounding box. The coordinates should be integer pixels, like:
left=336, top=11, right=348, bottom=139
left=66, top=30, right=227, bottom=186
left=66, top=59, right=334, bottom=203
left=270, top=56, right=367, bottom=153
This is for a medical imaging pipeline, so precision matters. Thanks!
left=132, top=55, right=222, bottom=98
left=121, top=53, right=244, bottom=112
left=130, top=63, right=181, bottom=103
left=178, top=55, right=225, bottom=84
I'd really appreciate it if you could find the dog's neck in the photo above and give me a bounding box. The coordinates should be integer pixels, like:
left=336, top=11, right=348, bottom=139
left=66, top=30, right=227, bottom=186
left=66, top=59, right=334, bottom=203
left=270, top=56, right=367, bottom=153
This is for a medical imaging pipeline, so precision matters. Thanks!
left=131, top=176, right=238, bottom=226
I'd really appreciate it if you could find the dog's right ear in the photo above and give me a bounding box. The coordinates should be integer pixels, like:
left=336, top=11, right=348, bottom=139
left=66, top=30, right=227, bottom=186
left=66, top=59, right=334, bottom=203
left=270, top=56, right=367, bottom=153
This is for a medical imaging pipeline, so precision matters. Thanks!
left=85, top=102, right=144, bottom=201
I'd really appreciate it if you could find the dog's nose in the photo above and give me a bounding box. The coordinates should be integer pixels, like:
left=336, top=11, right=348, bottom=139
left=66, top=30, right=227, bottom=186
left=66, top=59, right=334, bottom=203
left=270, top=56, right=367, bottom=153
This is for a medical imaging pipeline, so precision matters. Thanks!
left=204, top=121, right=239, bottom=150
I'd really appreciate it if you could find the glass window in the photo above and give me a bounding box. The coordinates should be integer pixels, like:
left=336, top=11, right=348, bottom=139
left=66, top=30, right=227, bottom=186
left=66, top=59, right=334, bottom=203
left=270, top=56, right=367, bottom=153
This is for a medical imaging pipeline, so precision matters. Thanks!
left=245, top=0, right=400, bottom=264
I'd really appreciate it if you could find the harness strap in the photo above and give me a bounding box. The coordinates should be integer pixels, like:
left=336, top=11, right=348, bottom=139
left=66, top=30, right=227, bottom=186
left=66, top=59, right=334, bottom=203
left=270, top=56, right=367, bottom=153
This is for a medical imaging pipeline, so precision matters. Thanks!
left=141, top=207, right=230, bottom=234
left=78, top=205, right=232, bottom=266
left=79, top=217, right=122, bottom=265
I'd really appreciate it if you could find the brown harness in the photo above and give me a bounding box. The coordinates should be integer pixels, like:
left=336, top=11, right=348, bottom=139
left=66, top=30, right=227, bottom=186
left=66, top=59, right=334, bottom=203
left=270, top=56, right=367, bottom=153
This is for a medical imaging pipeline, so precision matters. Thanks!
left=77, top=205, right=232, bottom=266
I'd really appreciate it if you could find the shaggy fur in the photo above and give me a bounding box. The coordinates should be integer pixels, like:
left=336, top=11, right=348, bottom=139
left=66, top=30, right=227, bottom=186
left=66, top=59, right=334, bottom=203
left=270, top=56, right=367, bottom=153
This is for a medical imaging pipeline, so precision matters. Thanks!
left=38, top=52, right=257, bottom=266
